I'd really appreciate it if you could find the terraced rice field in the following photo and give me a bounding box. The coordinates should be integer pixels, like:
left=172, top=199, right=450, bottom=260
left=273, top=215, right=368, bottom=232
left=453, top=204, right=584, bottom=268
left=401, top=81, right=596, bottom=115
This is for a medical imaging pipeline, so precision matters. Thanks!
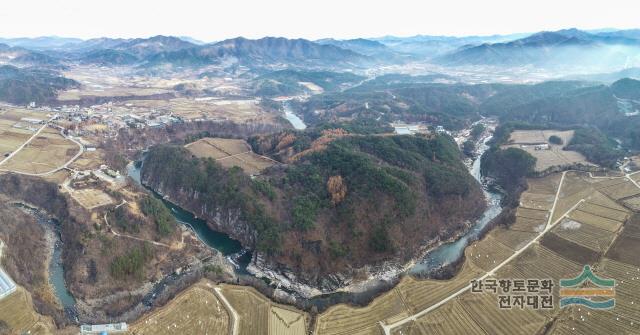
left=520, top=192, right=555, bottom=210
left=222, top=285, right=270, bottom=335
left=598, top=258, right=640, bottom=324
left=395, top=261, right=484, bottom=314
left=458, top=289, right=549, bottom=335
left=552, top=218, right=617, bottom=252
left=466, top=234, right=515, bottom=272
left=510, top=216, right=546, bottom=233
left=597, top=179, right=640, bottom=200
left=129, top=281, right=229, bottom=335
left=622, top=195, right=640, bottom=211
left=496, top=245, right=582, bottom=291
left=568, top=209, right=624, bottom=232
left=516, top=207, right=549, bottom=221
left=527, top=173, right=562, bottom=194
left=315, top=287, right=410, bottom=335
left=401, top=300, right=487, bottom=335
left=270, top=306, right=306, bottom=335
left=221, top=285, right=307, bottom=335
left=491, top=227, right=537, bottom=250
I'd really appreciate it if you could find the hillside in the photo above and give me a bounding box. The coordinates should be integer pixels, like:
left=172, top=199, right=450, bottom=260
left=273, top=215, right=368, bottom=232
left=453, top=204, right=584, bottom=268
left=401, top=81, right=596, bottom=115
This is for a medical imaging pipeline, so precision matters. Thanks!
left=0, top=65, right=79, bottom=104
left=141, top=132, right=485, bottom=287
left=611, top=78, right=640, bottom=100
left=79, top=36, right=368, bottom=69
left=253, top=69, right=364, bottom=97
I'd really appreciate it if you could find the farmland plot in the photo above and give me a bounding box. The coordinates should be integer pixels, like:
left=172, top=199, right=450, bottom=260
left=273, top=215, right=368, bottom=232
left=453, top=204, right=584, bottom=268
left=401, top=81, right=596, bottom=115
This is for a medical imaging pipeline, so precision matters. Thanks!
left=129, top=282, right=230, bottom=335
left=551, top=218, right=616, bottom=252
left=412, top=299, right=486, bottom=335
left=458, top=289, right=549, bottom=335
left=466, top=235, right=515, bottom=272
left=315, top=288, right=409, bottom=335
left=395, top=261, right=484, bottom=314
left=221, top=286, right=270, bottom=335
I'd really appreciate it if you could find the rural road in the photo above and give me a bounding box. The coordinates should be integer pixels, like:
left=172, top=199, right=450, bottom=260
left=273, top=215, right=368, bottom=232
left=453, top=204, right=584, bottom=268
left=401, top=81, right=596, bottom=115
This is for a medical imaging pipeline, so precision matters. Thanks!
left=0, top=115, right=55, bottom=166
left=103, top=212, right=172, bottom=248
left=213, top=287, right=239, bottom=335
left=0, top=120, right=85, bottom=177
left=381, top=171, right=587, bottom=334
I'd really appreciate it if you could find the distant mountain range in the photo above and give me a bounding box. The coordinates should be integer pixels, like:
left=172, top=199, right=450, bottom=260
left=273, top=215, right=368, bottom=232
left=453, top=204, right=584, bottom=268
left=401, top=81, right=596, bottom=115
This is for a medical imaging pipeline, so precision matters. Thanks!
left=436, top=28, right=640, bottom=69
left=3, top=29, right=640, bottom=72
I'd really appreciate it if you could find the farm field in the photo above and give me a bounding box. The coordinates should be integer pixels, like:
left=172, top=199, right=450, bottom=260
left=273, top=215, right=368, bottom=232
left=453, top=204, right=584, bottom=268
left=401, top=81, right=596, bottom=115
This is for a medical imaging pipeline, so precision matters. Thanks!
left=186, top=137, right=276, bottom=175
left=69, top=149, right=105, bottom=170
left=315, top=286, right=410, bottom=335
left=113, top=97, right=274, bottom=124
left=0, top=127, right=80, bottom=175
left=0, top=287, right=55, bottom=335
left=128, top=280, right=229, bottom=335
left=510, top=216, right=546, bottom=232
left=395, top=261, right=484, bottom=315
left=70, top=188, right=114, bottom=209
left=596, top=179, right=640, bottom=200
left=502, top=130, right=589, bottom=171
left=567, top=209, right=624, bottom=232
left=0, top=107, right=50, bottom=157
left=395, top=299, right=486, bottom=335
left=551, top=218, right=617, bottom=252
left=622, top=195, right=640, bottom=211
left=269, top=306, right=306, bottom=335
left=57, top=86, right=170, bottom=101
left=220, top=284, right=307, bottom=335
left=381, top=171, right=628, bottom=334
left=458, top=289, right=549, bottom=335
left=466, top=234, right=515, bottom=272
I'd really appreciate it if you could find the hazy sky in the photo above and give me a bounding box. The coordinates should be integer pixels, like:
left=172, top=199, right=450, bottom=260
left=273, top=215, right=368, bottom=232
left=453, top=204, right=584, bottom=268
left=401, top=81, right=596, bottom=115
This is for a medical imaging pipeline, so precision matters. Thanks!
left=1, top=0, right=638, bottom=42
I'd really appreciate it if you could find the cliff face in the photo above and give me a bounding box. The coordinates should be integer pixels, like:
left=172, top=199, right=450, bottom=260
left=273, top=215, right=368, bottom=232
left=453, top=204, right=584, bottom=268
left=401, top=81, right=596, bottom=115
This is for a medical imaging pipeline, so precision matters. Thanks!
left=141, top=179, right=256, bottom=247
left=141, top=133, right=487, bottom=286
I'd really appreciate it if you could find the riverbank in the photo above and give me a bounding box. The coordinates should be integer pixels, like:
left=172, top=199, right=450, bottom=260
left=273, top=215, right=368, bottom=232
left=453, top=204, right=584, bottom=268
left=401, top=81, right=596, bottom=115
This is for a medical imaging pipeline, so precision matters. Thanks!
left=126, top=118, right=504, bottom=305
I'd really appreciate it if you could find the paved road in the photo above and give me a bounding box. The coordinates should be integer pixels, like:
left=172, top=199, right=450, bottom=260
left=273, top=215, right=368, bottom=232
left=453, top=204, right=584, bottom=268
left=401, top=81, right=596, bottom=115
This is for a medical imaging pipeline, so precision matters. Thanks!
left=382, top=171, right=587, bottom=334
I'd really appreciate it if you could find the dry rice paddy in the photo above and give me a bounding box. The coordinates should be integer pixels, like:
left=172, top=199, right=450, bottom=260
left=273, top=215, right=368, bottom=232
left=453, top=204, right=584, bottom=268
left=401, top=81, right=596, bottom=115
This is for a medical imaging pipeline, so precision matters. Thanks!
left=186, top=138, right=276, bottom=175
left=0, top=127, right=80, bottom=175
left=129, top=280, right=229, bottom=335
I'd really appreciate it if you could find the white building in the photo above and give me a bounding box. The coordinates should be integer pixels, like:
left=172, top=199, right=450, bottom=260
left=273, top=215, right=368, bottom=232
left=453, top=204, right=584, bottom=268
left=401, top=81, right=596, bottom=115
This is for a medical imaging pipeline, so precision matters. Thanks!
left=80, top=323, right=128, bottom=334
left=0, top=268, right=17, bottom=301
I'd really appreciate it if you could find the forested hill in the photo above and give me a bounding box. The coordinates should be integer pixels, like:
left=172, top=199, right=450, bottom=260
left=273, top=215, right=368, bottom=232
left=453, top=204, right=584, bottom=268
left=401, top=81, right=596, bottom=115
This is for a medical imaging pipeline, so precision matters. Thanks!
left=0, top=65, right=79, bottom=104
left=141, top=132, right=485, bottom=286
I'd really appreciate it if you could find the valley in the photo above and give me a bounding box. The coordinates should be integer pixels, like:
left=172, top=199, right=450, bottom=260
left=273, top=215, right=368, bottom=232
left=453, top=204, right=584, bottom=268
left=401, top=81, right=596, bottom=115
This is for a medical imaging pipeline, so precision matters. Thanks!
left=0, top=25, right=640, bottom=335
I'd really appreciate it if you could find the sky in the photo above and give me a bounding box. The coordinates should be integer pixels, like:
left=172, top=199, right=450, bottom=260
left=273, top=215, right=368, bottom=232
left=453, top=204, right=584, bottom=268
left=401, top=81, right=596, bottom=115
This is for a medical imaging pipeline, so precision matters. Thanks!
left=0, top=0, right=638, bottom=42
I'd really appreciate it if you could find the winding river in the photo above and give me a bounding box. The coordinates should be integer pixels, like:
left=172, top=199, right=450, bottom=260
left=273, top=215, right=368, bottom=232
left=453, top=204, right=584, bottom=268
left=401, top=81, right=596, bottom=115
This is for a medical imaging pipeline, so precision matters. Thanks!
left=282, top=102, right=307, bottom=130
left=126, top=125, right=503, bottom=300
left=13, top=204, right=78, bottom=320
left=410, top=133, right=503, bottom=275
left=126, top=162, right=248, bottom=262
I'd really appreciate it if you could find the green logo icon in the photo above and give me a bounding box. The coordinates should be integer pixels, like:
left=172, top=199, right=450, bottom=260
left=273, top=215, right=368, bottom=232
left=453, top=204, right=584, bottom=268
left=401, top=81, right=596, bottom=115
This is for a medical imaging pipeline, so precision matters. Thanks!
left=559, top=265, right=615, bottom=309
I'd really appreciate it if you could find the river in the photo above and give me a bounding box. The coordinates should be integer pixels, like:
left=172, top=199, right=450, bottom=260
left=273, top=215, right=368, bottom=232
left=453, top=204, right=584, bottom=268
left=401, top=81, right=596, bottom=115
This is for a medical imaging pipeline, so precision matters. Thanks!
left=126, top=162, right=249, bottom=264
left=282, top=102, right=307, bottom=130
left=13, top=204, right=78, bottom=321
left=409, top=132, right=503, bottom=275
left=126, top=124, right=502, bottom=300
